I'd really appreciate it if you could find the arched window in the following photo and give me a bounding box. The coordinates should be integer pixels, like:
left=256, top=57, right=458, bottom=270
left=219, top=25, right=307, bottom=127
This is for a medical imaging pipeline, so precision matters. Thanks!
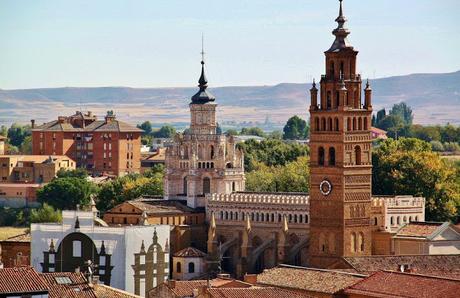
left=294, top=214, right=298, bottom=223
left=374, top=217, right=378, bottom=225
left=347, top=118, right=351, bottom=131
left=364, top=117, right=368, bottom=130
left=353, top=118, right=357, bottom=130
left=319, top=147, right=325, bottom=166
left=220, top=211, right=223, bottom=220
left=251, top=213, right=255, bottom=221
left=210, top=145, right=215, bottom=159
left=330, top=62, right=335, bottom=78
left=390, top=216, right=394, bottom=225
left=230, top=211, right=233, bottom=220
left=328, top=118, right=333, bottom=131
left=176, top=262, right=181, bottom=273
left=232, top=181, right=236, bottom=192
left=183, top=177, right=188, bottom=195
left=321, top=118, right=326, bottom=131
left=256, top=213, right=259, bottom=221
left=351, top=232, right=357, bottom=252
left=188, top=262, right=195, bottom=273
left=340, top=61, right=344, bottom=77
left=355, top=146, right=362, bottom=165
left=403, top=216, right=407, bottom=223
left=271, top=214, right=275, bottom=222
left=409, top=216, right=412, bottom=222
left=305, top=214, right=309, bottom=223
left=225, top=211, right=228, bottom=220
left=278, top=214, right=282, bottom=222
left=359, top=232, right=365, bottom=252
left=203, top=177, right=211, bottom=194
left=397, top=216, right=400, bottom=225
left=358, top=117, right=362, bottom=130
left=315, top=117, right=320, bottom=131
left=299, top=214, right=303, bottom=223
left=329, top=147, right=336, bottom=166
left=289, top=214, right=293, bottom=223
left=226, top=162, right=233, bottom=169
left=335, top=91, right=340, bottom=107
left=415, top=216, right=419, bottom=221
left=334, top=118, right=339, bottom=131
left=327, top=91, right=332, bottom=109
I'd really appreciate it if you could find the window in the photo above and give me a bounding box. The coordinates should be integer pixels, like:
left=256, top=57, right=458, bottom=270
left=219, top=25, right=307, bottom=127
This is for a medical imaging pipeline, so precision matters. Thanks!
left=188, top=262, right=195, bottom=273
left=359, top=232, right=365, bottom=252
left=364, top=117, right=368, bottom=130
left=318, top=147, right=325, bottom=166
left=321, top=118, right=326, bottom=131
left=72, top=241, right=81, bottom=257
left=232, top=181, right=236, bottom=192
left=203, top=177, right=211, bottom=194
left=351, top=232, right=357, bottom=252
left=355, top=146, right=362, bottom=165
left=397, top=216, right=400, bottom=225
left=315, top=117, right=320, bottom=131
left=326, top=92, right=332, bottom=109
left=391, top=216, right=394, bottom=225
left=183, top=177, right=188, bottom=195
left=176, top=262, right=181, bottom=273
left=334, top=118, right=339, bottom=131
left=374, top=217, right=378, bottom=225
left=329, top=147, right=336, bottom=166
left=328, top=118, right=333, bottom=131
left=330, top=61, right=334, bottom=78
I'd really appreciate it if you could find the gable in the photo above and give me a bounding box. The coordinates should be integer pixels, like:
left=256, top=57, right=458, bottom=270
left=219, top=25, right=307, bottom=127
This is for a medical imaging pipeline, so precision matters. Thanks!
left=433, top=227, right=460, bottom=241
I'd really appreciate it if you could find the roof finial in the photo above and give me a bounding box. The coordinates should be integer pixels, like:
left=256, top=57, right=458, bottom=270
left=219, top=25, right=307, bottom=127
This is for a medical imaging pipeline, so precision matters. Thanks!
left=201, top=33, right=205, bottom=64
left=327, top=0, right=352, bottom=52
left=191, top=35, right=216, bottom=103
left=365, top=78, right=371, bottom=90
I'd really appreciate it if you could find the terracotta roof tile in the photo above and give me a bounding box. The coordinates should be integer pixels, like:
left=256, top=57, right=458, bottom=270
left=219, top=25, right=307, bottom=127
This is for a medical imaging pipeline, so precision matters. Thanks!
left=93, top=284, right=142, bottom=298
left=206, top=287, right=312, bottom=298
left=3, top=233, right=31, bottom=242
left=40, top=272, right=97, bottom=298
left=256, top=265, right=365, bottom=294
left=345, top=270, right=460, bottom=298
left=173, top=247, right=207, bottom=258
left=126, top=199, right=197, bottom=215
left=396, top=222, right=444, bottom=238
left=343, top=255, right=460, bottom=280
left=168, top=278, right=251, bottom=297
left=0, top=267, right=48, bottom=295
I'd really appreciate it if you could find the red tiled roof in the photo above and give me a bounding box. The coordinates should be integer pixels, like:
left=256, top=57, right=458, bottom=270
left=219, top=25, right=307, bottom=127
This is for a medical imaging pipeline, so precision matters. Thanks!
left=0, top=267, right=48, bottom=295
left=343, top=255, right=460, bottom=280
left=206, top=287, right=313, bottom=298
left=93, top=284, right=142, bottom=298
left=345, top=270, right=460, bottom=298
left=256, top=265, right=365, bottom=294
left=40, top=272, right=97, bottom=298
left=396, top=222, right=444, bottom=238
left=173, top=247, right=207, bottom=258
left=168, top=278, right=251, bottom=297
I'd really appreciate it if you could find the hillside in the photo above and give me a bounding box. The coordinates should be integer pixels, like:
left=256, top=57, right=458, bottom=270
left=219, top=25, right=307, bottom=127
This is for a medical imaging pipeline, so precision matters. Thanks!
left=0, top=71, right=459, bottom=127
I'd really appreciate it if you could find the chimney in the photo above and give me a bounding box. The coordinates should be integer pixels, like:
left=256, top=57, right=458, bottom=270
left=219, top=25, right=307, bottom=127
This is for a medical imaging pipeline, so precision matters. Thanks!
left=31, top=119, right=35, bottom=128
left=58, top=116, right=66, bottom=124
left=168, top=279, right=176, bottom=289
left=105, top=110, right=116, bottom=123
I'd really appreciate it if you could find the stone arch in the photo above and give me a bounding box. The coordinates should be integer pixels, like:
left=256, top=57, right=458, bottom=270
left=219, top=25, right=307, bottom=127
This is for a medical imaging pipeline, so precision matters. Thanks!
left=287, top=235, right=309, bottom=267
left=249, top=237, right=276, bottom=274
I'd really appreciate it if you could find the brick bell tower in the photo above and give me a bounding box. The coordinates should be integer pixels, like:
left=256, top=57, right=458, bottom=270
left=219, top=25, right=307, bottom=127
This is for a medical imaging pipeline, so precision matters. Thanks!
left=308, top=0, right=373, bottom=268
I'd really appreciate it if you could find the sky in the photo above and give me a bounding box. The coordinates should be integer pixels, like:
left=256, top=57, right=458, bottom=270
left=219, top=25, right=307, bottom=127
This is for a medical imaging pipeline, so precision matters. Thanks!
left=0, top=0, right=459, bottom=89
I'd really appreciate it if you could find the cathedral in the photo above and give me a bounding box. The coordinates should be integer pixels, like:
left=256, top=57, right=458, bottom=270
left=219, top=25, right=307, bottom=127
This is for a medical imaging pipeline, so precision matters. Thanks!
left=163, top=57, right=245, bottom=208
left=163, top=0, right=429, bottom=279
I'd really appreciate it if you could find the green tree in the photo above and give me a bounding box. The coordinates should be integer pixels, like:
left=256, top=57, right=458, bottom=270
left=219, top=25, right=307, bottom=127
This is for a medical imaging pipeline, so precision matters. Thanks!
left=441, top=124, right=459, bottom=143
left=37, top=177, right=97, bottom=210
left=268, top=130, right=283, bottom=140
left=430, top=141, right=444, bottom=152
left=245, top=162, right=277, bottom=192
left=225, top=129, right=239, bottom=136
left=19, top=135, right=32, bottom=154
left=56, top=168, right=89, bottom=179
left=240, top=127, right=266, bottom=137
left=7, top=123, right=31, bottom=147
left=30, top=203, right=62, bottom=223
left=0, top=125, right=7, bottom=137
left=373, top=138, right=460, bottom=221
left=377, top=115, right=404, bottom=139
left=283, top=115, right=309, bottom=140
left=153, top=125, right=176, bottom=138
left=375, top=109, right=386, bottom=125
left=137, top=121, right=153, bottom=135
left=390, top=102, right=413, bottom=126
left=411, top=125, right=441, bottom=142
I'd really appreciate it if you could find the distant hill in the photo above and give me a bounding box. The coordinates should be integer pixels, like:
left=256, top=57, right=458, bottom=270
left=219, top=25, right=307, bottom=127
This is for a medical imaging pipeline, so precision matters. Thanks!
left=0, top=71, right=459, bottom=127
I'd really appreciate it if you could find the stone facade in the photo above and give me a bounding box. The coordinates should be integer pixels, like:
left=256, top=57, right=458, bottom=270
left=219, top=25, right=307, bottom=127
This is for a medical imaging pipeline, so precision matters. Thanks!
left=164, top=58, right=245, bottom=208
left=371, top=196, right=425, bottom=232
left=206, top=192, right=310, bottom=277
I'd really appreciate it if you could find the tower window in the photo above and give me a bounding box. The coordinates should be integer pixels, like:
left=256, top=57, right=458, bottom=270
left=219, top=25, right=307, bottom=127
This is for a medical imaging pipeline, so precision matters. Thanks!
left=359, top=232, right=365, bottom=252
left=328, top=118, right=333, bottom=131
left=188, top=262, right=195, bottom=273
left=334, top=118, right=339, bottom=131
left=326, top=92, right=332, bottom=109
left=330, top=61, right=335, bottom=78
left=321, top=118, right=326, bottom=131
left=340, top=61, right=344, bottom=77
left=347, top=118, right=351, bottom=131
left=358, top=117, right=362, bottom=130
left=315, top=117, right=320, bottom=131
left=329, top=147, right=336, bottom=166
left=183, top=177, right=188, bottom=195
left=336, top=91, right=340, bottom=107
left=364, top=117, right=368, bottom=130
left=203, top=177, right=211, bottom=194
left=353, top=118, right=357, bottom=130
left=318, top=147, right=325, bottom=166
left=355, top=146, right=362, bottom=165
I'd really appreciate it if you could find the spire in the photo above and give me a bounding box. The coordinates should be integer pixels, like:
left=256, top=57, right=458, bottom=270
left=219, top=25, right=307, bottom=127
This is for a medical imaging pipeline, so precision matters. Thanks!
left=75, top=216, right=80, bottom=231
left=100, top=241, right=106, bottom=255
left=327, top=0, right=353, bottom=52
left=49, top=239, right=55, bottom=252
left=365, top=78, right=371, bottom=90
left=191, top=36, right=215, bottom=104
left=152, top=227, right=158, bottom=244
left=140, top=240, right=146, bottom=253
left=310, top=78, right=318, bottom=91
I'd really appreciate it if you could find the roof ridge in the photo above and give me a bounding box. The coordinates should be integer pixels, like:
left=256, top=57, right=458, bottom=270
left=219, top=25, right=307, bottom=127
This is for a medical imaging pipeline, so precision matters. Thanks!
left=277, top=264, right=367, bottom=277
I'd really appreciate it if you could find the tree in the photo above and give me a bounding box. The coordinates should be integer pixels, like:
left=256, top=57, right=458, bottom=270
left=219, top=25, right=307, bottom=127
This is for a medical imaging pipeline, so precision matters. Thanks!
left=153, top=125, right=176, bottom=138
left=56, top=168, right=89, bottom=179
left=377, top=115, right=404, bottom=139
left=7, top=123, right=31, bottom=147
left=411, top=125, right=441, bottom=142
left=19, top=135, right=32, bottom=154
left=283, top=115, right=309, bottom=140
left=245, top=162, right=277, bottom=192
left=137, top=121, right=153, bottom=135
left=30, top=203, right=62, bottom=223
left=376, top=109, right=386, bottom=125
left=225, top=129, right=239, bottom=136
left=441, top=124, right=459, bottom=143
left=268, top=130, right=283, bottom=140
left=373, top=138, right=460, bottom=221
left=0, top=125, right=7, bottom=137
left=37, top=177, right=97, bottom=210
left=240, top=127, right=266, bottom=137
left=390, top=102, right=413, bottom=126
left=430, top=141, right=444, bottom=152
